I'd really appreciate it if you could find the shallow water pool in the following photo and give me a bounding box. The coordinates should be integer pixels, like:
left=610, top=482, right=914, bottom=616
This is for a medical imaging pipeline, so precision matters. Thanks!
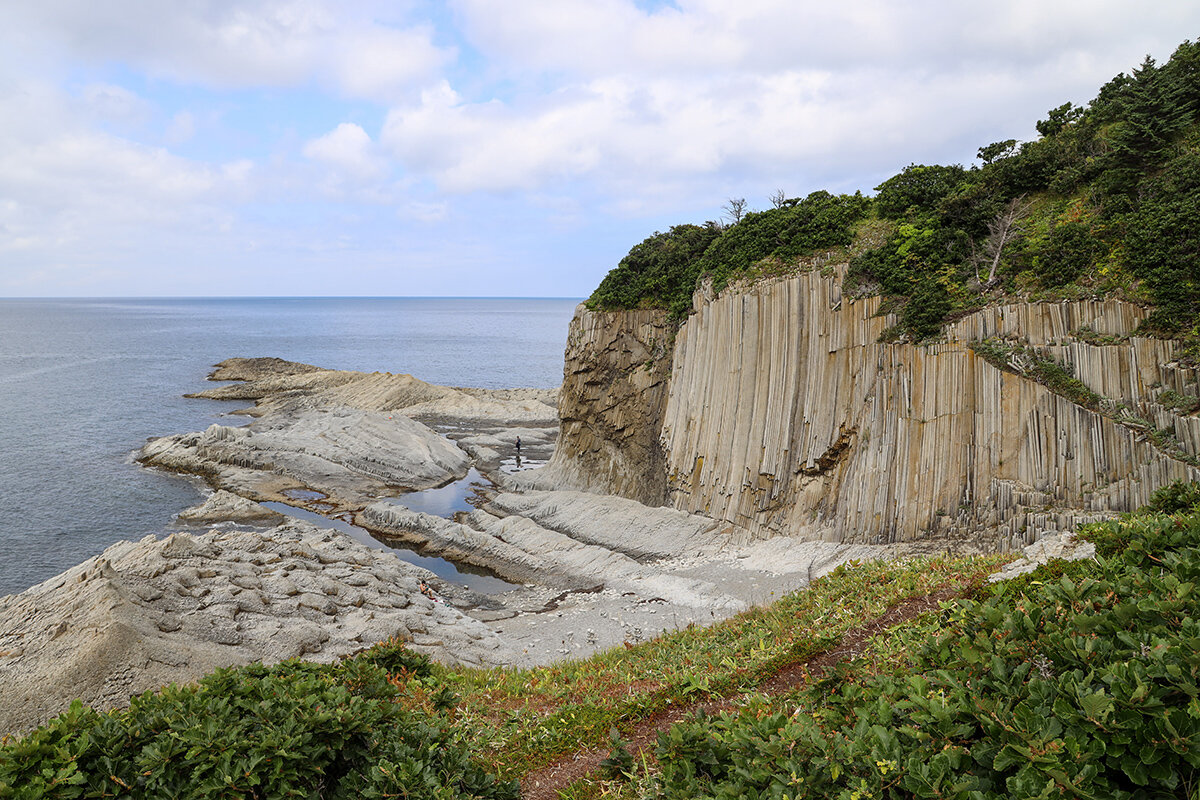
left=261, top=501, right=517, bottom=594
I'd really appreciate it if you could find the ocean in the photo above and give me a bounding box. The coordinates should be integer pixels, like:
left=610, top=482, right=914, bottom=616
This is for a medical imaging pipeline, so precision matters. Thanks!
left=0, top=297, right=580, bottom=597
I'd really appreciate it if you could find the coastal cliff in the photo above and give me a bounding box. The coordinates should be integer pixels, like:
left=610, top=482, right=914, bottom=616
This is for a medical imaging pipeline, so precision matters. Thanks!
left=555, top=268, right=1200, bottom=550
left=530, top=307, right=676, bottom=506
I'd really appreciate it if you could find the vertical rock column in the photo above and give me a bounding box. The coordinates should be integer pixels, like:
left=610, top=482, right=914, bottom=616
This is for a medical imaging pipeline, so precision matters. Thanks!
left=660, top=271, right=1200, bottom=549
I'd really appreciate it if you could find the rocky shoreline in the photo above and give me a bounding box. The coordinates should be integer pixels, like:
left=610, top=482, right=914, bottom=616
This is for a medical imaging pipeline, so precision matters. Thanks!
left=0, top=350, right=1108, bottom=738
left=0, top=356, right=907, bottom=734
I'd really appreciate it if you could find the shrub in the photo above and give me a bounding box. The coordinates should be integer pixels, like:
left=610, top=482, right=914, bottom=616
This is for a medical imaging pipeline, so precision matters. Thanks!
left=1034, top=219, right=1105, bottom=287
left=0, top=657, right=516, bottom=800
left=350, top=635, right=434, bottom=678
left=695, top=191, right=871, bottom=293
left=874, top=164, right=967, bottom=220
left=1124, top=150, right=1200, bottom=333
left=653, top=505, right=1200, bottom=799
left=1143, top=479, right=1200, bottom=515
left=587, top=223, right=722, bottom=319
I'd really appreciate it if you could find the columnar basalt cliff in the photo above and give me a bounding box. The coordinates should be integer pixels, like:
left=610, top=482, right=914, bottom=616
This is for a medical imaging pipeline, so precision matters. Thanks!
left=531, top=307, right=676, bottom=506
left=555, top=268, right=1200, bottom=550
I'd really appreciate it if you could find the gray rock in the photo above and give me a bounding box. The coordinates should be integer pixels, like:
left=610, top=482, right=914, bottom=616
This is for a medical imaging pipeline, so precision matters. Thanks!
left=988, top=532, right=1097, bottom=582
left=0, top=521, right=513, bottom=736
left=177, top=491, right=286, bottom=525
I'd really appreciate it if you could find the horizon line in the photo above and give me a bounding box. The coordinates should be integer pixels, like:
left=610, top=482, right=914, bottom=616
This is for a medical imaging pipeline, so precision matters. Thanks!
left=0, top=295, right=587, bottom=301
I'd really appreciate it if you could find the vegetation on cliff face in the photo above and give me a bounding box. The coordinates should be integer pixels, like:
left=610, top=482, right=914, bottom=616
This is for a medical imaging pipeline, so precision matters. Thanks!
left=588, top=40, right=1200, bottom=341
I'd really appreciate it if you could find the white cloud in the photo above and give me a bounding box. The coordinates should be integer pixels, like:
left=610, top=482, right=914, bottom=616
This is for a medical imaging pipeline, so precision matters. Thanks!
left=452, top=0, right=1196, bottom=78
left=0, top=78, right=255, bottom=286
left=3, top=0, right=1200, bottom=296
left=401, top=201, right=449, bottom=223
left=378, top=1, right=1200, bottom=209
left=164, top=111, right=196, bottom=145
left=303, top=122, right=383, bottom=180
left=80, top=83, right=149, bottom=125
left=379, top=67, right=1014, bottom=197
left=0, top=0, right=451, bottom=102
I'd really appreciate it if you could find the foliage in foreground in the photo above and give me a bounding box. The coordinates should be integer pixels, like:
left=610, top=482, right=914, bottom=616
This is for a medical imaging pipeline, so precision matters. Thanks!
left=0, top=550, right=1002, bottom=797
left=651, top=485, right=1200, bottom=800
left=13, top=477, right=1200, bottom=798
left=0, top=644, right=516, bottom=800
left=439, top=553, right=1001, bottom=780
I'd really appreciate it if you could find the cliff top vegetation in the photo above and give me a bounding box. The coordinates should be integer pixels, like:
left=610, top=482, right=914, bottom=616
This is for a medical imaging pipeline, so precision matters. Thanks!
left=587, top=39, right=1200, bottom=344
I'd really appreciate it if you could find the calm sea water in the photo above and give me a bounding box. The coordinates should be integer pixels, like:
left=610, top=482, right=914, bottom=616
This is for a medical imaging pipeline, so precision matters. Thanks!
left=0, top=297, right=579, bottom=597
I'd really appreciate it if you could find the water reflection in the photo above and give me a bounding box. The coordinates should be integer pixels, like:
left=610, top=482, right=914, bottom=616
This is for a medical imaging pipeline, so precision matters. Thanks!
left=260, top=500, right=516, bottom=594
left=393, top=467, right=491, bottom=517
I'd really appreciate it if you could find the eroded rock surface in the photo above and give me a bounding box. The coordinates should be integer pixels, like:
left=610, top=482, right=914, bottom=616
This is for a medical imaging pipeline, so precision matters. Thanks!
left=141, top=358, right=558, bottom=512
left=0, top=522, right=511, bottom=735
left=143, top=407, right=471, bottom=509
left=176, top=490, right=286, bottom=525
left=517, top=307, right=674, bottom=505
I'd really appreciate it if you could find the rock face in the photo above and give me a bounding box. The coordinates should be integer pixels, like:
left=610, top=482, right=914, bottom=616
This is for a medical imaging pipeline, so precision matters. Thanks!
left=524, top=307, right=675, bottom=505
left=176, top=490, right=286, bottom=525
left=143, top=407, right=472, bottom=509
left=359, top=489, right=752, bottom=608
left=0, top=522, right=512, bottom=735
left=987, top=532, right=1097, bottom=582
left=141, top=358, right=559, bottom=512
left=552, top=269, right=1200, bottom=550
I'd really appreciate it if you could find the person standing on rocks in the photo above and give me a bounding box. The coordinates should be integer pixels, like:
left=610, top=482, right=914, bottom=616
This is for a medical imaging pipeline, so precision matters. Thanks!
left=515, top=436, right=521, bottom=453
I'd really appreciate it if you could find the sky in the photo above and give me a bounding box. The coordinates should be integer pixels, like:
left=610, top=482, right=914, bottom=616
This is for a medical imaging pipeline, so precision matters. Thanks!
left=0, top=2, right=1198, bottom=298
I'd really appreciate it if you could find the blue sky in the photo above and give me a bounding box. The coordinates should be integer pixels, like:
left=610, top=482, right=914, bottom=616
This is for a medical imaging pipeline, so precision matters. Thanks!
left=1, top=1, right=1199, bottom=298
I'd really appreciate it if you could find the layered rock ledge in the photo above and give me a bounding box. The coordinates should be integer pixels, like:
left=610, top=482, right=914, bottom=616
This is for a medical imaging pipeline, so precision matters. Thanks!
left=0, top=520, right=511, bottom=735
left=140, top=357, right=559, bottom=512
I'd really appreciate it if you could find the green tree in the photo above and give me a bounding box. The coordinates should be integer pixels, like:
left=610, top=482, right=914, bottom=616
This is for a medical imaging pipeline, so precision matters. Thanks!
left=1110, top=55, right=1189, bottom=168
left=588, top=223, right=722, bottom=317
left=1125, top=150, right=1200, bottom=331
left=1036, top=102, right=1084, bottom=138
left=873, top=164, right=966, bottom=219
left=977, top=139, right=1018, bottom=165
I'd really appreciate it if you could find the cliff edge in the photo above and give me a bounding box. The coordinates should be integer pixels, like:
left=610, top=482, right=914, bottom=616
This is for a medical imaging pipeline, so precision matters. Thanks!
left=553, top=268, right=1200, bottom=550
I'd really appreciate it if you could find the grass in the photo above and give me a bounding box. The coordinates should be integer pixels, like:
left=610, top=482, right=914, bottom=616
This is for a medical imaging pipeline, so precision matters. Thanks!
left=0, top=547, right=1008, bottom=797
left=383, top=552, right=1007, bottom=782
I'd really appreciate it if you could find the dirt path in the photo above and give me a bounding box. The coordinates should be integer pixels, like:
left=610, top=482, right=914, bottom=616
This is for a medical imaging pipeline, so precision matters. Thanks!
left=519, top=587, right=961, bottom=800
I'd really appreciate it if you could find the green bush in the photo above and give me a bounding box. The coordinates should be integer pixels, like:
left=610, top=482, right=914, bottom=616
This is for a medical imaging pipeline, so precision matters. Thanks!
left=1143, top=479, right=1200, bottom=515
left=874, top=165, right=967, bottom=220
left=587, top=223, right=722, bottom=319
left=899, top=281, right=953, bottom=342
left=1124, top=150, right=1200, bottom=333
left=652, top=506, right=1200, bottom=800
left=351, top=635, right=434, bottom=678
left=587, top=192, right=869, bottom=320
left=696, top=191, right=870, bottom=294
left=1034, top=219, right=1105, bottom=287
left=0, top=656, right=516, bottom=800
